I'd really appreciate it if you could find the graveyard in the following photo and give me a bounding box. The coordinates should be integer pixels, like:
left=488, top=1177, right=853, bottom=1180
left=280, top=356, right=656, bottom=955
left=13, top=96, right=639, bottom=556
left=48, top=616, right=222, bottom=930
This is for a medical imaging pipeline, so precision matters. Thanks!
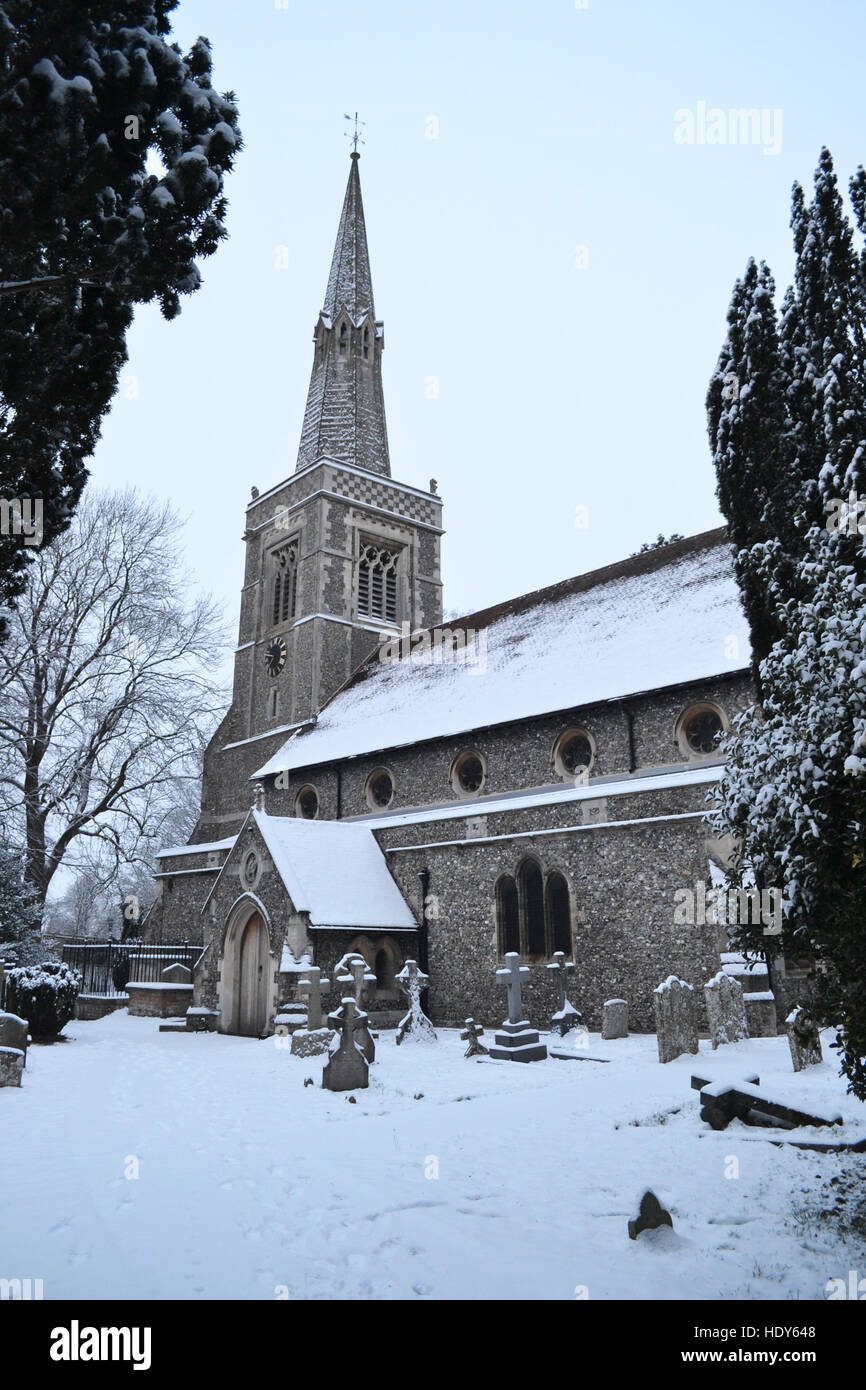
left=1, top=997, right=864, bottom=1302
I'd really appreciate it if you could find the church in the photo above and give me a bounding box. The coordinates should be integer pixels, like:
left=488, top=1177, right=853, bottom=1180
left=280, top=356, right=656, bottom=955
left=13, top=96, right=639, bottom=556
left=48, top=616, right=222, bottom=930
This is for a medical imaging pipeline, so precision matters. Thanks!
left=144, top=151, right=756, bottom=1036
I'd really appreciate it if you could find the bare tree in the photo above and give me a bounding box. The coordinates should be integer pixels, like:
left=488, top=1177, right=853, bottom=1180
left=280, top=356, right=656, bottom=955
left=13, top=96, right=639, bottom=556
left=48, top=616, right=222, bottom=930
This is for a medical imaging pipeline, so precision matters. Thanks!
left=0, top=489, right=227, bottom=909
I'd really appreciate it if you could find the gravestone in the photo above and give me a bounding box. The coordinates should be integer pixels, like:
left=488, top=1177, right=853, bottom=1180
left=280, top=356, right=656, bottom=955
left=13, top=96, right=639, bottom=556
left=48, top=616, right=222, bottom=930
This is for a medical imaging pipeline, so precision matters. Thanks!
left=0, top=1011, right=28, bottom=1065
left=489, top=953, right=547, bottom=1063
left=704, top=970, right=748, bottom=1049
left=162, top=962, right=192, bottom=985
left=460, top=1017, right=488, bottom=1058
left=321, top=998, right=369, bottom=1093
left=653, top=975, right=698, bottom=1064
left=291, top=967, right=333, bottom=1058
left=546, top=951, right=583, bottom=1037
left=628, top=1191, right=673, bottom=1240
left=601, top=998, right=628, bottom=1040
left=786, top=1006, right=822, bottom=1071
left=332, top=954, right=376, bottom=1062
left=395, top=960, right=436, bottom=1044
left=744, top=991, right=777, bottom=1038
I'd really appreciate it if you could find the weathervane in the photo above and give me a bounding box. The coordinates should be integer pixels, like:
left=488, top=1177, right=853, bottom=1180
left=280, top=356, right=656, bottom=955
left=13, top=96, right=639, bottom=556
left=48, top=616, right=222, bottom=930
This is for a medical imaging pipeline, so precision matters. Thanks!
left=344, top=111, right=365, bottom=153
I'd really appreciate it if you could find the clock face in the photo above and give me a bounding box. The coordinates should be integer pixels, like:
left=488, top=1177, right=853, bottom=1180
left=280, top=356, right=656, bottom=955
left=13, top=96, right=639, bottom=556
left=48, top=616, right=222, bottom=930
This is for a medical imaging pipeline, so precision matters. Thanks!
left=264, top=638, right=287, bottom=677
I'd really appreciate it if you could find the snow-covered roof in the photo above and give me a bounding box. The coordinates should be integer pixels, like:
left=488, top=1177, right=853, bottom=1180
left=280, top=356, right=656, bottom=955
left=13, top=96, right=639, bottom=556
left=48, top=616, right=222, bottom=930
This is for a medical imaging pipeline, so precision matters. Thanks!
left=155, top=836, right=237, bottom=860
left=252, top=811, right=416, bottom=930
left=349, top=764, right=723, bottom=831
left=254, top=530, right=749, bottom=778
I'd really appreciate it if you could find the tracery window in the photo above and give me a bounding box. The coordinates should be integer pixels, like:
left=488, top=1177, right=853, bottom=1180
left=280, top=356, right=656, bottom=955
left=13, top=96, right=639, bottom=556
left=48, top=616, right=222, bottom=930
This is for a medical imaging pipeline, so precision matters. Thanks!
left=554, top=727, right=595, bottom=779
left=451, top=750, right=486, bottom=797
left=365, top=768, right=395, bottom=809
left=295, top=785, right=319, bottom=820
left=357, top=543, right=398, bottom=623
left=495, top=864, right=575, bottom=961
left=676, top=702, right=727, bottom=759
left=271, top=540, right=299, bottom=626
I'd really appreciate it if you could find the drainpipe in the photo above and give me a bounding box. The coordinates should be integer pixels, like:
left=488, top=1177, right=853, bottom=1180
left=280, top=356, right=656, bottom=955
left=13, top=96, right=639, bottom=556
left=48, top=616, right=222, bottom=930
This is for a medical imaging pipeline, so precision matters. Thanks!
left=417, top=868, right=430, bottom=1013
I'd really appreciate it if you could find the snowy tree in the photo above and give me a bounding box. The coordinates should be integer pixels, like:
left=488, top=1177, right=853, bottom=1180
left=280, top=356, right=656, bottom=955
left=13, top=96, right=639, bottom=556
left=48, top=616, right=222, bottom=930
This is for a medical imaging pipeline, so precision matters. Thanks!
left=0, top=1, right=241, bottom=638
left=707, top=150, right=866, bottom=1096
left=0, top=845, right=41, bottom=942
left=0, top=488, right=227, bottom=910
left=630, top=533, right=684, bottom=556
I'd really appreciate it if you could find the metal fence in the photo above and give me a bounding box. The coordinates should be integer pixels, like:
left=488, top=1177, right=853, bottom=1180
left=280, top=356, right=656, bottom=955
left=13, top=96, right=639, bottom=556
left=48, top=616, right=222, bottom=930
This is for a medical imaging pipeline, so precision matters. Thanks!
left=61, top=943, right=204, bottom=998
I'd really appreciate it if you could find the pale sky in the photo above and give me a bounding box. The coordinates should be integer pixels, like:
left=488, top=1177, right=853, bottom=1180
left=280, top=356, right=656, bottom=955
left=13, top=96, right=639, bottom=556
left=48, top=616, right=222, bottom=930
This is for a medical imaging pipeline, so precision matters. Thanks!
left=87, top=0, right=866, bottom=653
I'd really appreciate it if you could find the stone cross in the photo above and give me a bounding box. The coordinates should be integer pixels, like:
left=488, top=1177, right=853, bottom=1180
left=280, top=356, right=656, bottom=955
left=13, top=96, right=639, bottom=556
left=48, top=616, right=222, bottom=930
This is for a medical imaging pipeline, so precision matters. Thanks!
left=395, top=960, right=435, bottom=1044
left=496, top=952, right=529, bottom=1024
left=460, top=1017, right=488, bottom=1058
left=321, top=997, right=370, bottom=1093
left=546, top=951, right=574, bottom=1014
left=298, top=967, right=330, bottom=1031
left=335, top=953, right=375, bottom=1009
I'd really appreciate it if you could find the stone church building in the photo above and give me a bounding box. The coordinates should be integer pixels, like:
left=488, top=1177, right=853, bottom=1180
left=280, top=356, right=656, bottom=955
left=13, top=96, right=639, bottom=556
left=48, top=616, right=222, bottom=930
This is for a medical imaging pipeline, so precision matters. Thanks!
left=144, top=152, right=756, bottom=1036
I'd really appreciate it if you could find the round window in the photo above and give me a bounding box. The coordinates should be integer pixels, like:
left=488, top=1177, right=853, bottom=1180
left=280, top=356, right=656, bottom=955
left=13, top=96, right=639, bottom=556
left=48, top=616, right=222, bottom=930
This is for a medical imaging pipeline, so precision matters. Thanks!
left=296, top=785, right=319, bottom=819
left=684, top=708, right=723, bottom=755
left=554, top=728, right=595, bottom=779
left=453, top=751, right=485, bottom=796
left=366, top=769, right=394, bottom=809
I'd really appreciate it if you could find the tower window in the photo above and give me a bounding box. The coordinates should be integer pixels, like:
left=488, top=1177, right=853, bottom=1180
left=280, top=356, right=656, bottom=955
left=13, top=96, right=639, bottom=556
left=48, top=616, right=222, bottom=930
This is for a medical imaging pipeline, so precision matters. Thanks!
left=339, top=322, right=348, bottom=356
left=357, top=543, right=399, bottom=623
left=271, top=541, right=299, bottom=626
left=363, top=325, right=370, bottom=360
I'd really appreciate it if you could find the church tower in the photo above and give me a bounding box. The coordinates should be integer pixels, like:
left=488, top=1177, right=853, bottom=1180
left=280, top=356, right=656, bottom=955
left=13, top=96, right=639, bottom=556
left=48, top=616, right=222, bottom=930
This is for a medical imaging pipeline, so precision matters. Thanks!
left=209, top=153, right=443, bottom=805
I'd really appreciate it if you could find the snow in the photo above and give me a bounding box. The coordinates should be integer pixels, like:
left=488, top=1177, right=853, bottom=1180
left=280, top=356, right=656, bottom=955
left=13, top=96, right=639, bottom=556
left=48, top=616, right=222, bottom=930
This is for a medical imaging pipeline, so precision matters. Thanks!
left=2, top=1012, right=863, bottom=1300
left=351, top=765, right=723, bottom=831
left=250, top=811, right=417, bottom=930
left=155, top=836, right=236, bottom=859
left=254, top=539, right=750, bottom=777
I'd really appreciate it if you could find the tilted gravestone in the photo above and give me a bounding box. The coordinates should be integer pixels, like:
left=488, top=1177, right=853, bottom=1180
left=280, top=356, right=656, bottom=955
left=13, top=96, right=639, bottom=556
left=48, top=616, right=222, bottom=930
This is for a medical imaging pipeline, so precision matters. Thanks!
left=322, top=998, right=369, bottom=1093
left=489, top=953, right=547, bottom=1063
left=395, top=960, right=436, bottom=1045
left=786, top=1005, right=822, bottom=1071
left=704, top=970, right=748, bottom=1049
left=546, top=951, right=583, bottom=1037
left=291, top=967, right=333, bottom=1058
left=601, top=998, right=628, bottom=1040
left=460, top=1017, right=488, bottom=1058
left=653, top=975, right=698, bottom=1064
left=628, top=1191, right=673, bottom=1240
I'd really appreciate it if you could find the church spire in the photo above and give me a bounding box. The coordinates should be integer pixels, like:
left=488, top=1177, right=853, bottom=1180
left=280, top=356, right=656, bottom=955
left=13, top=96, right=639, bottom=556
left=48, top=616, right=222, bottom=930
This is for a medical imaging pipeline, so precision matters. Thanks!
left=295, top=153, right=391, bottom=476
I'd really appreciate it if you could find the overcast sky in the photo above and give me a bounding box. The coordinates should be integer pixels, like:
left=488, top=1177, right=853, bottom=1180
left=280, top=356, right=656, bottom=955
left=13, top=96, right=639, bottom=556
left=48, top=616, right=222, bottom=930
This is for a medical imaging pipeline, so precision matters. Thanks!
left=87, top=0, right=866, bottom=644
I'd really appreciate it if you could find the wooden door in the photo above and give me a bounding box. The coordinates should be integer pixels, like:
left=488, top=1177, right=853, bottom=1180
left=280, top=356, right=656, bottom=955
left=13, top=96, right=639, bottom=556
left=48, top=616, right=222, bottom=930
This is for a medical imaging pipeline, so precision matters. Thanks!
left=238, top=914, right=269, bottom=1036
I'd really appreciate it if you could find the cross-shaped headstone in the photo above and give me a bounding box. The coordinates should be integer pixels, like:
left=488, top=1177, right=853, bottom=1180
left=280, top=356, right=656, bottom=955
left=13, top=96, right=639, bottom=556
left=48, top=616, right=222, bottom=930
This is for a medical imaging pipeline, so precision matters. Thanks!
left=395, top=959, right=435, bottom=1044
left=335, top=953, right=375, bottom=1009
left=546, top=951, right=575, bottom=1015
left=460, top=1017, right=488, bottom=1058
left=339, top=997, right=361, bottom=1051
left=298, top=967, right=330, bottom=1031
left=496, top=952, right=529, bottom=1024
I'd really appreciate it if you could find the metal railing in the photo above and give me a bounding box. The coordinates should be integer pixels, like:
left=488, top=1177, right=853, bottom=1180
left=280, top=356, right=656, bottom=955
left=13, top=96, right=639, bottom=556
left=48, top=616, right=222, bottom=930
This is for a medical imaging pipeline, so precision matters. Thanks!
left=61, top=942, right=203, bottom=998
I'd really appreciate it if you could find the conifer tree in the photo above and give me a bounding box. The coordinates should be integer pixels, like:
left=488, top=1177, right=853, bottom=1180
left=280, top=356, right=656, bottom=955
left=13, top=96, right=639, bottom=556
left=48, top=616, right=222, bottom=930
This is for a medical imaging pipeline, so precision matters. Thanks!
left=0, top=1, right=241, bottom=637
left=707, top=150, right=866, bottom=1096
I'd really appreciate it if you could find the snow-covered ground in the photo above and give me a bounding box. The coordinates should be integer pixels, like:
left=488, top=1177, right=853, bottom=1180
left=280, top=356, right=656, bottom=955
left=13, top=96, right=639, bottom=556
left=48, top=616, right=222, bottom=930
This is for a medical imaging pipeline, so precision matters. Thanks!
left=2, top=1013, right=864, bottom=1301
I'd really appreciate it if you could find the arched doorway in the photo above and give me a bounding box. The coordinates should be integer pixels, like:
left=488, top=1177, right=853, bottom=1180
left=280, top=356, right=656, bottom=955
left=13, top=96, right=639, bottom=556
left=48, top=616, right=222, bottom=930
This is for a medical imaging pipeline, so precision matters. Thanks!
left=237, top=913, right=269, bottom=1037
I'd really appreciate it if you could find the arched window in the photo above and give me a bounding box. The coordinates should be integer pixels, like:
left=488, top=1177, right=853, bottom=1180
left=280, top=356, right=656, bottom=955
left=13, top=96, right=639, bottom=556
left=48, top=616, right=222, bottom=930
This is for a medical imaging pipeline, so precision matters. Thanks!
left=496, top=875, right=520, bottom=957
left=339, top=322, right=348, bottom=356
left=363, top=325, right=370, bottom=360
left=520, top=861, right=545, bottom=960
left=272, top=540, right=298, bottom=626
left=357, top=542, right=399, bottom=623
left=546, top=872, right=572, bottom=956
